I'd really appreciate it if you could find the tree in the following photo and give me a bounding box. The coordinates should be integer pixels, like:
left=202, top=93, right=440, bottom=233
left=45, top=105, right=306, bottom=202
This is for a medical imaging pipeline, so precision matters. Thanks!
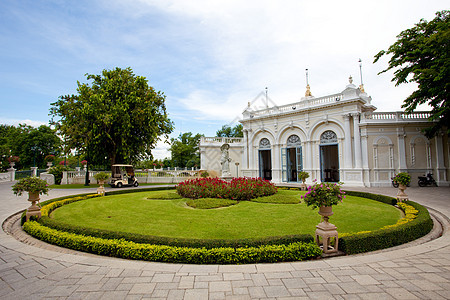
left=216, top=124, right=243, bottom=137
left=0, top=124, right=61, bottom=170
left=169, top=132, right=203, bottom=168
left=374, top=10, right=449, bottom=137
left=50, top=67, right=174, bottom=168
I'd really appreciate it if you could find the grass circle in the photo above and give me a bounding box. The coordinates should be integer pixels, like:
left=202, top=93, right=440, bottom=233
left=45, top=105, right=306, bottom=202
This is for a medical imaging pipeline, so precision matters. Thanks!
left=49, top=189, right=401, bottom=240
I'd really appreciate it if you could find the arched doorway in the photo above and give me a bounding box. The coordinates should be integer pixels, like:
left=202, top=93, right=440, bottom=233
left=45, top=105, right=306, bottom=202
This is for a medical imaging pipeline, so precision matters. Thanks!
left=258, top=138, right=272, bottom=180
left=320, top=130, right=339, bottom=182
left=281, top=135, right=303, bottom=182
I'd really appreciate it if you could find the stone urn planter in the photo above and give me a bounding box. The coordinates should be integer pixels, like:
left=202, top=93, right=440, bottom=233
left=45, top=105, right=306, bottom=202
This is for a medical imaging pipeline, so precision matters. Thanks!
left=298, top=171, right=309, bottom=191
left=94, top=172, right=109, bottom=196
left=97, top=180, right=106, bottom=195
left=11, top=177, right=49, bottom=221
left=396, top=184, right=409, bottom=202
left=47, top=161, right=53, bottom=168
left=393, top=172, right=411, bottom=202
left=315, top=206, right=339, bottom=253
left=26, top=192, right=42, bottom=221
left=302, top=181, right=345, bottom=254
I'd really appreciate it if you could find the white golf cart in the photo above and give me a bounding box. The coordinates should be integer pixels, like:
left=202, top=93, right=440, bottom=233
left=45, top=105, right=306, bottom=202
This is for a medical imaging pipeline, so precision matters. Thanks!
left=109, top=164, right=139, bottom=188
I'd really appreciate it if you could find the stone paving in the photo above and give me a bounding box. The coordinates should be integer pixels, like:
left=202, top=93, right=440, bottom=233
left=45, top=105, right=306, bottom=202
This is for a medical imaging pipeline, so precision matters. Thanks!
left=0, top=182, right=449, bottom=299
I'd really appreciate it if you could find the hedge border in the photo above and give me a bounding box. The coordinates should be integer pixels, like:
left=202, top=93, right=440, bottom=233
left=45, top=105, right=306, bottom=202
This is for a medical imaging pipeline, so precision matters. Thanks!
left=23, top=221, right=321, bottom=264
left=339, top=191, right=433, bottom=254
left=21, top=188, right=434, bottom=263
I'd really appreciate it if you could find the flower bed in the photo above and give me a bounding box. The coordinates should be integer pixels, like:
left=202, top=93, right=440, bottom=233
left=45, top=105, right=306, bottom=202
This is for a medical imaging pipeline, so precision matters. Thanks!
left=176, top=177, right=277, bottom=200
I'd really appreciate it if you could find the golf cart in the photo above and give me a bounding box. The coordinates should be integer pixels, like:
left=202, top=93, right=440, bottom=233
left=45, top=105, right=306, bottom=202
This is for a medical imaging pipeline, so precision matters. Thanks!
left=109, top=164, right=139, bottom=188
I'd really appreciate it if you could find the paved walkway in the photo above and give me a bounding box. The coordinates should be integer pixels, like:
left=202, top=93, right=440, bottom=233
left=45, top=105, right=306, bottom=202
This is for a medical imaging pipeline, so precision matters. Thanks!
left=0, top=182, right=449, bottom=299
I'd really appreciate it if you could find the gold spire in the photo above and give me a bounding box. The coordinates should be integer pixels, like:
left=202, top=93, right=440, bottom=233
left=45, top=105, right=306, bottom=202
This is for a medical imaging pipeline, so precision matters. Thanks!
left=359, top=84, right=365, bottom=93
left=305, top=84, right=312, bottom=97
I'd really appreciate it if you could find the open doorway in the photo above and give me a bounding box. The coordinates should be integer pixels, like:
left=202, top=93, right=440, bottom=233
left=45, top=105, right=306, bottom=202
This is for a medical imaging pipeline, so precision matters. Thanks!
left=320, top=145, right=339, bottom=182
left=259, top=150, right=272, bottom=180
left=319, top=130, right=339, bottom=182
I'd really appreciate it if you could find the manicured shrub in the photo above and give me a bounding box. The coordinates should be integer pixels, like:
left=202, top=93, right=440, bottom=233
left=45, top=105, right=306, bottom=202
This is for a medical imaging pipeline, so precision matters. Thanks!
left=23, top=221, right=321, bottom=264
left=176, top=177, right=277, bottom=200
left=339, top=200, right=432, bottom=254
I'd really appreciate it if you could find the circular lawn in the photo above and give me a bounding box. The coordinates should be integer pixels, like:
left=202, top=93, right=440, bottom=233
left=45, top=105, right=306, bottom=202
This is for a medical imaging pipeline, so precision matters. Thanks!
left=49, top=189, right=402, bottom=239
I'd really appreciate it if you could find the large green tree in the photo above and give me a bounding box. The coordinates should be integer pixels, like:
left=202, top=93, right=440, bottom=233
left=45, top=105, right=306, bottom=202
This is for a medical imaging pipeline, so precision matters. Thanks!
left=50, top=67, right=174, bottom=168
left=169, top=132, right=203, bottom=168
left=374, top=10, right=449, bottom=137
left=0, top=124, right=61, bottom=170
left=216, top=124, right=243, bottom=137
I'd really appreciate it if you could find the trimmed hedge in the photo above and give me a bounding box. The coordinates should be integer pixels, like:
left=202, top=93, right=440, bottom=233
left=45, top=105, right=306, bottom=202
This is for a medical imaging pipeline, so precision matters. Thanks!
left=38, top=216, right=314, bottom=249
left=22, top=188, right=434, bottom=263
left=23, top=221, right=322, bottom=264
left=339, top=199, right=433, bottom=254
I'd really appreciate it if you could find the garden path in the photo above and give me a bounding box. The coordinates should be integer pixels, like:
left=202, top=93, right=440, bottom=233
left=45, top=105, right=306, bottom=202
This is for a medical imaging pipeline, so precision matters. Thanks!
left=0, top=182, right=449, bottom=299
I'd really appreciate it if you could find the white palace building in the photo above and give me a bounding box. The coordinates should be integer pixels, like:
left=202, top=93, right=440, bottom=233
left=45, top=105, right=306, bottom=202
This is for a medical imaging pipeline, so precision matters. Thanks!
left=199, top=78, right=449, bottom=187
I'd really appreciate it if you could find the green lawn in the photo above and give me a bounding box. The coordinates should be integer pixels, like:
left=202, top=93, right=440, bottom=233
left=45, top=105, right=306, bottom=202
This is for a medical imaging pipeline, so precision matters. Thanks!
left=50, top=189, right=401, bottom=239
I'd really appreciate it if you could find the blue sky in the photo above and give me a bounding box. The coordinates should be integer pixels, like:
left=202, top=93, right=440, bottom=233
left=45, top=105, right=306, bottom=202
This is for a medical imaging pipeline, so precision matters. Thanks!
left=0, top=0, right=447, bottom=159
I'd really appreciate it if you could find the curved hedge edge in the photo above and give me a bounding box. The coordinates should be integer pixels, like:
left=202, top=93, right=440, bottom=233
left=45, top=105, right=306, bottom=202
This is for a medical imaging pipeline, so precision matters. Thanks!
left=339, top=200, right=433, bottom=255
left=38, top=215, right=314, bottom=249
left=23, top=221, right=322, bottom=264
left=342, top=190, right=397, bottom=205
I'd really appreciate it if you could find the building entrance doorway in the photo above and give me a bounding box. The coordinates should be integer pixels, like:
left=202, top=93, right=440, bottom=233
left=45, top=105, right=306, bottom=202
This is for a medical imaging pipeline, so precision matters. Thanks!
left=319, top=130, right=339, bottom=182
left=259, top=150, right=272, bottom=180
left=320, top=145, right=339, bottom=182
left=281, top=135, right=303, bottom=182
left=258, top=138, right=272, bottom=180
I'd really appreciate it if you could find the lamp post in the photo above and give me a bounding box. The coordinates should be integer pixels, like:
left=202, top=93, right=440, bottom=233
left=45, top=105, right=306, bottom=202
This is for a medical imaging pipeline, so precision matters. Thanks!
left=31, top=146, right=37, bottom=168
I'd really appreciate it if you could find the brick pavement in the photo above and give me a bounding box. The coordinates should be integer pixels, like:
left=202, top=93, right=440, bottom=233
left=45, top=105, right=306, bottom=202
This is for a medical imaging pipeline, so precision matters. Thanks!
left=0, top=182, right=449, bottom=299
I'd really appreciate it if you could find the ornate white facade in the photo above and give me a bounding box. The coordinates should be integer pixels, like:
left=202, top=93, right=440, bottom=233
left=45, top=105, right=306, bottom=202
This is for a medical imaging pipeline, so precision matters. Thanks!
left=200, top=80, right=449, bottom=187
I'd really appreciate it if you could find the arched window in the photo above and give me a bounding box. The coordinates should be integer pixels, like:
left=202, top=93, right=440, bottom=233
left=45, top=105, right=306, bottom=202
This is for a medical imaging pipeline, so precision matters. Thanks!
left=320, top=130, right=337, bottom=144
left=287, top=135, right=301, bottom=147
left=259, top=138, right=271, bottom=149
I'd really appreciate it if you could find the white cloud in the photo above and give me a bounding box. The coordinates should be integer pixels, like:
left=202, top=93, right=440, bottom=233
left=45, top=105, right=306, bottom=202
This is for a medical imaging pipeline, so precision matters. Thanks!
left=0, top=118, right=47, bottom=128
left=152, top=139, right=171, bottom=160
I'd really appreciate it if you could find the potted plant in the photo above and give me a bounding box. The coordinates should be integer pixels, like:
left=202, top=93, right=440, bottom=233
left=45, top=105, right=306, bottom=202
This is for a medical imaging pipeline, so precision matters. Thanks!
left=44, top=154, right=55, bottom=168
left=301, top=181, right=344, bottom=253
left=12, top=177, right=49, bottom=221
left=7, top=156, right=19, bottom=168
left=298, top=171, right=310, bottom=190
left=301, top=181, right=345, bottom=222
left=393, top=172, right=411, bottom=201
left=81, top=160, right=88, bottom=171
left=94, top=172, right=109, bottom=195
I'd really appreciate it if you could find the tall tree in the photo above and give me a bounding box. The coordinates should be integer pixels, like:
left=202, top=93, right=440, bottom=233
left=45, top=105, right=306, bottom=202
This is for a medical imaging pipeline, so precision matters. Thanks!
left=374, top=10, right=449, bottom=137
left=216, top=124, right=243, bottom=137
left=0, top=124, right=61, bottom=169
left=169, top=132, right=203, bottom=168
left=50, top=67, right=174, bottom=168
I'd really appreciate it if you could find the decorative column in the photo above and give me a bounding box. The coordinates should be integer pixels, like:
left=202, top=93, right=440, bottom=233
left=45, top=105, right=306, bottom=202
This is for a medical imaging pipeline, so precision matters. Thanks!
left=361, top=130, right=370, bottom=186
left=272, top=143, right=281, bottom=183
left=435, top=133, right=447, bottom=183
left=397, top=128, right=407, bottom=171
left=304, top=141, right=313, bottom=183
left=352, top=113, right=362, bottom=169
left=343, top=114, right=352, bottom=169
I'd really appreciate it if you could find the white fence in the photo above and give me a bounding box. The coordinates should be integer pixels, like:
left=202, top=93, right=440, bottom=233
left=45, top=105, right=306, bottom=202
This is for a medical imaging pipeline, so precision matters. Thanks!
left=61, top=169, right=202, bottom=185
